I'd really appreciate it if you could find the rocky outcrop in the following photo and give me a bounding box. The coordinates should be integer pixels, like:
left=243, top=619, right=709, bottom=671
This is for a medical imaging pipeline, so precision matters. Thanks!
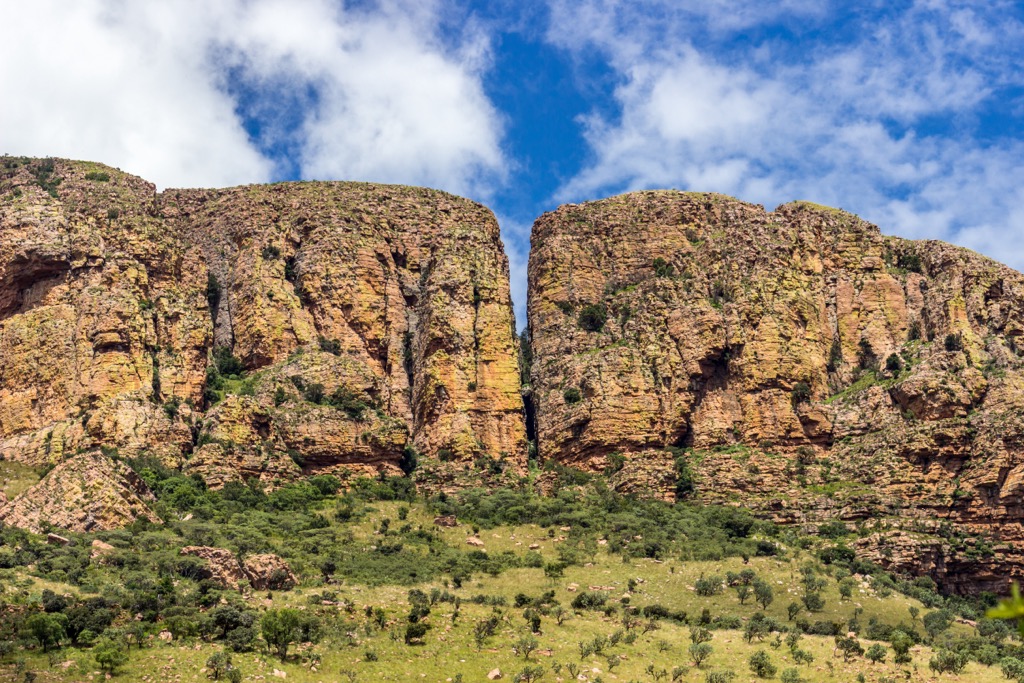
left=180, top=546, right=297, bottom=590
left=0, top=451, right=159, bottom=532
left=528, top=191, right=1024, bottom=593
left=0, top=157, right=526, bottom=490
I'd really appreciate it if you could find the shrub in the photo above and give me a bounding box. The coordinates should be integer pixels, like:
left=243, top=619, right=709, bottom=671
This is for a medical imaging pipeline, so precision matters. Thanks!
left=563, top=387, right=582, bottom=405
left=865, top=643, right=887, bottom=664
left=405, top=622, right=428, bottom=644
left=317, top=336, right=341, bottom=355
left=690, top=642, right=713, bottom=667
left=929, top=649, right=967, bottom=675
left=791, top=381, right=811, bottom=404
left=571, top=591, right=608, bottom=610
left=261, top=245, right=281, bottom=260
left=577, top=304, right=608, bottom=332
left=749, top=650, right=777, bottom=678
left=85, top=171, right=110, bottom=182
left=827, top=337, right=843, bottom=371
left=695, top=576, right=723, bottom=597
left=944, top=333, right=963, bottom=352
left=652, top=258, right=675, bottom=277
left=704, top=673, right=736, bottom=683
left=93, top=638, right=128, bottom=674
left=897, top=253, right=922, bottom=273
left=261, top=608, right=300, bottom=659
left=213, top=346, right=244, bottom=377
left=885, top=353, right=903, bottom=374
left=780, top=669, right=802, bottom=683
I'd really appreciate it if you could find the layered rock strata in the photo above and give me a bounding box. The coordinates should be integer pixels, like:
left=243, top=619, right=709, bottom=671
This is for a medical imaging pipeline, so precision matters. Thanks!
left=0, top=157, right=526, bottom=499
left=528, top=190, right=1024, bottom=593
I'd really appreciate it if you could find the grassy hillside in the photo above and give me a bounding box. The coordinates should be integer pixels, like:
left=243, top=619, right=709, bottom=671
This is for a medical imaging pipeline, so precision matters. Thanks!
left=0, top=461, right=1020, bottom=682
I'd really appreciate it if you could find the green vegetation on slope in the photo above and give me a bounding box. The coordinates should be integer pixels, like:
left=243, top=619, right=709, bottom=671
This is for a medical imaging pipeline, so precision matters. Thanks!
left=0, top=462, right=1020, bottom=682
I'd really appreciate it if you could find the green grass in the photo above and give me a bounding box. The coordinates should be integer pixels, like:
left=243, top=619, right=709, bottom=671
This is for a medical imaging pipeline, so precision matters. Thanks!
left=0, top=460, right=41, bottom=499
left=0, top=474, right=1016, bottom=683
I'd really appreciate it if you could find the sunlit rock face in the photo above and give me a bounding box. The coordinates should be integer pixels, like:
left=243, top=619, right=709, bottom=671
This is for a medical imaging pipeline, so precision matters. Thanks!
left=0, top=158, right=527, bottom=498
left=528, top=190, right=1024, bottom=593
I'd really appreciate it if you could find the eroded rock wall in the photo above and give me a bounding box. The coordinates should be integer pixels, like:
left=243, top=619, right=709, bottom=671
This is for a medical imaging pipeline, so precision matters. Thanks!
left=0, top=158, right=526, bottom=500
left=528, top=190, right=1024, bottom=592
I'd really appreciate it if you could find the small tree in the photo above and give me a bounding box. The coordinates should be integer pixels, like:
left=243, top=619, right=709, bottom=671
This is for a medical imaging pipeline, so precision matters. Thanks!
left=736, top=583, right=751, bottom=605
left=206, top=651, right=232, bottom=680
left=923, top=609, right=954, bottom=641
left=801, top=591, right=824, bottom=612
left=753, top=580, right=774, bottom=610
left=834, top=635, right=863, bottom=662
left=929, top=649, right=967, bottom=675
left=94, top=638, right=128, bottom=675
left=689, top=626, right=713, bottom=644
left=261, top=608, right=300, bottom=659
left=786, top=602, right=802, bottom=621
left=514, top=635, right=539, bottom=660
left=514, top=665, right=545, bottom=683
left=865, top=643, right=887, bottom=664
left=690, top=642, right=713, bottom=667
left=780, top=669, right=802, bottom=683
left=25, top=613, right=66, bottom=652
left=890, top=630, right=913, bottom=665
left=749, top=650, right=777, bottom=678
left=578, top=304, right=608, bottom=332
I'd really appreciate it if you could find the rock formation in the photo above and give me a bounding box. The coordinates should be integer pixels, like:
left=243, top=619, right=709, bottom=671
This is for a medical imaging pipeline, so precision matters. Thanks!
left=527, top=190, right=1024, bottom=593
left=0, top=451, right=159, bottom=532
left=179, top=546, right=297, bottom=591
left=0, top=157, right=526, bottom=495
left=8, top=155, right=1024, bottom=594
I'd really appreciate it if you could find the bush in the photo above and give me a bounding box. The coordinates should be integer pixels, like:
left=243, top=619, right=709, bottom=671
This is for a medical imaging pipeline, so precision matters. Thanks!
left=885, top=353, right=903, bottom=374
left=563, top=387, right=582, bottom=405
left=945, top=333, right=963, bottom=352
left=405, top=622, right=428, bottom=644
left=864, top=642, right=886, bottom=664
left=577, top=304, right=608, bottom=332
left=93, top=638, right=128, bottom=674
left=929, top=649, right=967, bottom=675
left=791, top=382, right=811, bottom=404
left=690, top=642, right=713, bottom=667
left=652, top=258, right=675, bottom=277
left=897, top=252, right=922, bottom=273
left=749, top=650, right=777, bottom=678
left=261, top=608, right=300, bottom=659
left=571, top=591, right=608, bottom=610
left=695, top=576, right=723, bottom=597
left=84, top=171, right=110, bottom=182
left=780, top=669, right=801, bottom=683
left=213, top=346, right=244, bottom=377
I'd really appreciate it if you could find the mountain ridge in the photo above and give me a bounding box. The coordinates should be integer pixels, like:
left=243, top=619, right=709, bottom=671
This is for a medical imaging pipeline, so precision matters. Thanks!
left=3, top=156, right=1024, bottom=594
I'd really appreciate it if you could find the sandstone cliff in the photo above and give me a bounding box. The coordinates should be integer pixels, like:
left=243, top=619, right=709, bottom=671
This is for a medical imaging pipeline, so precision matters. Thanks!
left=528, top=191, right=1024, bottom=593
left=0, top=157, right=526, bottom=507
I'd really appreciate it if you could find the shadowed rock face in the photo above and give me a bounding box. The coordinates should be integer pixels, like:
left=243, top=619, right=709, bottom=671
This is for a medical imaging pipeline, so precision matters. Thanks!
left=528, top=190, right=1024, bottom=593
left=0, top=158, right=526, bottom=497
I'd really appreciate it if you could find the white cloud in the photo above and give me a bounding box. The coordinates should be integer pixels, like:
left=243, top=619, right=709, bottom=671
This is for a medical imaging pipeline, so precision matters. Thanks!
left=548, top=0, right=1024, bottom=271
left=0, top=0, right=505, bottom=194
left=0, top=1, right=272, bottom=188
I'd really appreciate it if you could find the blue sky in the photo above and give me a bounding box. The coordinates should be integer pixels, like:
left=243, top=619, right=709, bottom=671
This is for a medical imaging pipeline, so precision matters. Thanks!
left=3, top=1, right=1024, bottom=327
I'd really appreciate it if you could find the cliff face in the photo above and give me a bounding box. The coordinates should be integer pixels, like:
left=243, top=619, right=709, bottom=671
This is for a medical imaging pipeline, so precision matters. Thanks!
left=8, top=156, right=1024, bottom=594
left=528, top=191, right=1024, bottom=593
left=0, top=158, right=526, bottom=499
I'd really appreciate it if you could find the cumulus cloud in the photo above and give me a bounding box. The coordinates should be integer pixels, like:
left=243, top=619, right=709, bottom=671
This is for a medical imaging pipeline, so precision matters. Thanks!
left=547, top=0, right=1024, bottom=270
left=0, top=0, right=505, bottom=193
left=0, top=1, right=272, bottom=188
